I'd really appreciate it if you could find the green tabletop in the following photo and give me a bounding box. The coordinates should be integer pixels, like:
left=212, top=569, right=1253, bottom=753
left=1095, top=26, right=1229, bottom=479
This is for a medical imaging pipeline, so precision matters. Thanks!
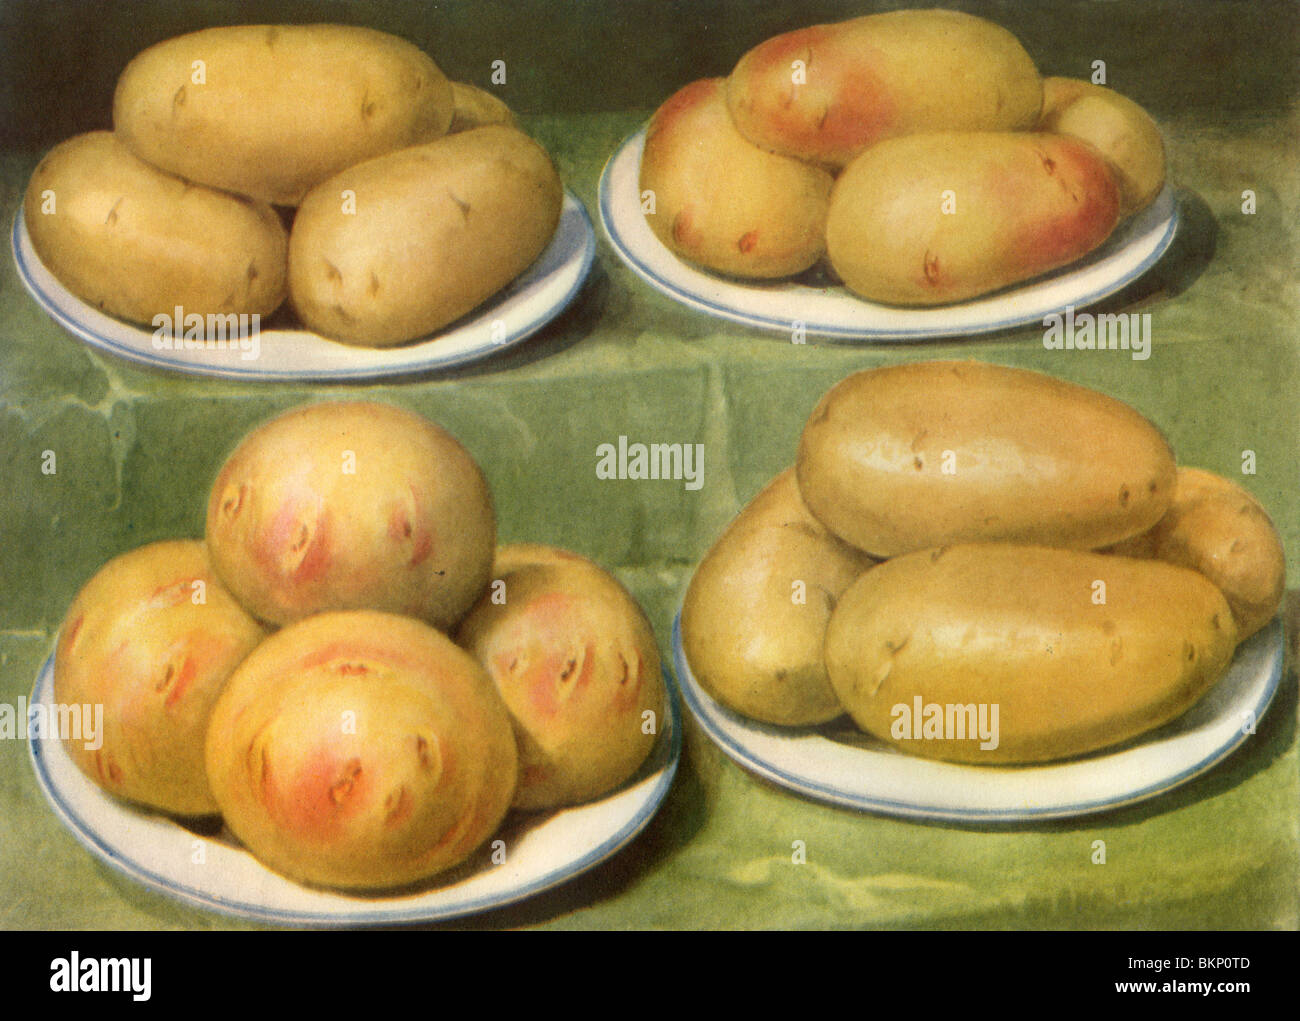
left=1, top=0, right=1296, bottom=930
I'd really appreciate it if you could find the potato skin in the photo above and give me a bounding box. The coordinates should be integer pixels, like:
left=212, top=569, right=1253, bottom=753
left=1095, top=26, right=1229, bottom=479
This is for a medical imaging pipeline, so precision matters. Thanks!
left=448, top=82, right=517, bottom=133
left=1109, top=467, right=1285, bottom=640
left=681, top=469, right=875, bottom=725
left=727, top=9, right=1042, bottom=169
left=639, top=78, right=833, bottom=279
left=796, top=361, right=1176, bottom=558
left=288, top=125, right=563, bottom=346
left=824, top=544, right=1238, bottom=764
left=113, top=24, right=453, bottom=206
left=1038, top=77, right=1166, bottom=217
left=24, top=131, right=287, bottom=325
left=826, top=131, right=1121, bottom=305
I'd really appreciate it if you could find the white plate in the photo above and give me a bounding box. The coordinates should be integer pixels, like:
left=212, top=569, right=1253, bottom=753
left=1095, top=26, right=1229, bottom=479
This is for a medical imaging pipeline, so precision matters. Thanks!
left=600, top=128, right=1180, bottom=340
left=11, top=191, right=596, bottom=382
left=672, top=612, right=1283, bottom=823
left=28, top=653, right=681, bottom=926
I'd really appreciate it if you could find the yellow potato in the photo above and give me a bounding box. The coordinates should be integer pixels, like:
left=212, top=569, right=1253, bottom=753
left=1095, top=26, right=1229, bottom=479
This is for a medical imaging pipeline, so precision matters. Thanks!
left=1109, top=467, right=1285, bottom=640
left=727, top=9, right=1042, bottom=169
left=824, top=544, right=1238, bottom=764
left=288, top=125, right=563, bottom=346
left=1038, top=77, right=1166, bottom=217
left=24, top=131, right=287, bottom=325
left=681, top=469, right=875, bottom=726
left=639, top=78, right=832, bottom=278
left=114, top=24, right=453, bottom=206
left=449, top=82, right=517, bottom=132
left=826, top=131, right=1121, bottom=305
left=796, top=361, right=1176, bottom=557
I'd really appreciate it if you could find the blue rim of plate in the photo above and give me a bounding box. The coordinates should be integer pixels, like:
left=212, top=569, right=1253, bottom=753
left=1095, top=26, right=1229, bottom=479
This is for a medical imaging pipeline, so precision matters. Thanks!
left=672, top=610, right=1283, bottom=823
left=28, top=652, right=681, bottom=927
left=12, top=190, right=596, bottom=383
left=599, top=128, right=1181, bottom=340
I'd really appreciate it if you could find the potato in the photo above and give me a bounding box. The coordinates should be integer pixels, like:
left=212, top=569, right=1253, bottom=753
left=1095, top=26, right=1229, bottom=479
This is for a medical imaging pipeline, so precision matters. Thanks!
left=455, top=546, right=666, bottom=811
left=1038, top=77, right=1165, bottom=217
left=1109, top=468, right=1285, bottom=640
left=639, top=78, right=833, bottom=278
left=23, top=131, right=287, bottom=325
left=449, top=81, right=517, bottom=132
left=727, top=9, right=1042, bottom=169
left=824, top=544, right=1238, bottom=764
left=680, top=469, right=875, bottom=726
left=288, top=125, right=563, bottom=346
left=205, top=401, right=496, bottom=630
left=205, top=611, right=518, bottom=891
left=826, top=131, right=1121, bottom=305
left=114, top=24, right=453, bottom=206
left=796, top=361, right=1176, bottom=558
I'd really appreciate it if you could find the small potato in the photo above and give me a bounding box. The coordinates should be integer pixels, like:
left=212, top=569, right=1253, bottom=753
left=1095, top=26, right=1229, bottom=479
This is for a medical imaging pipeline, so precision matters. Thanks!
left=796, top=361, right=1176, bottom=557
left=681, top=469, right=875, bottom=726
left=288, top=125, right=563, bottom=346
left=449, top=82, right=517, bottom=132
left=824, top=544, right=1238, bottom=764
left=1109, top=468, right=1285, bottom=640
left=24, top=132, right=287, bottom=326
left=1038, top=77, right=1166, bottom=217
left=727, top=9, right=1042, bottom=169
left=639, top=78, right=833, bottom=278
left=114, top=24, right=454, bottom=206
left=826, top=131, right=1121, bottom=305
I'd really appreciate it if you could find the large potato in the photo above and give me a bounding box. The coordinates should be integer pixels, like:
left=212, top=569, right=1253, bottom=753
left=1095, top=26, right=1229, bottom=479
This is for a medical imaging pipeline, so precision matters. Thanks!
left=727, top=9, right=1042, bottom=169
left=114, top=24, right=453, bottom=206
left=23, top=131, right=287, bottom=325
left=796, top=361, right=1176, bottom=557
left=1109, top=467, right=1285, bottom=640
left=824, top=544, right=1238, bottom=764
left=288, top=125, right=563, bottom=346
left=1038, top=77, right=1166, bottom=217
left=680, top=469, right=875, bottom=726
left=205, top=401, right=496, bottom=630
left=826, top=131, right=1121, bottom=305
left=639, top=78, right=833, bottom=279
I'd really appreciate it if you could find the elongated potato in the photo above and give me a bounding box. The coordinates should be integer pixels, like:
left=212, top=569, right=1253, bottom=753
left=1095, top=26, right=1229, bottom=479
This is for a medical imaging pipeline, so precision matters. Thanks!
left=288, top=125, right=563, bottom=346
left=681, top=469, right=875, bottom=726
left=1038, top=77, right=1165, bottom=217
left=826, top=131, right=1121, bottom=305
left=796, top=361, right=1176, bottom=557
left=449, top=82, right=517, bottom=132
left=727, top=9, right=1042, bottom=169
left=24, top=131, right=287, bottom=325
left=825, top=544, right=1238, bottom=764
left=1109, top=468, right=1285, bottom=640
left=114, top=24, right=453, bottom=206
left=639, top=78, right=832, bottom=279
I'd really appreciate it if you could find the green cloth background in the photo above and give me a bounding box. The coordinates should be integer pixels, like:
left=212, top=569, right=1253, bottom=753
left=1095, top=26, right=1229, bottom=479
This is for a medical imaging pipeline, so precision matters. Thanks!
left=0, top=0, right=1296, bottom=929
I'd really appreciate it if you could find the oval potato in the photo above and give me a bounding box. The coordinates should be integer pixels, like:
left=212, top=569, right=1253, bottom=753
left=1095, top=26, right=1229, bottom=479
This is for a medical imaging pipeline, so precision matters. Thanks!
left=826, top=131, right=1121, bottom=305
left=681, top=469, right=875, bottom=726
left=824, top=544, right=1238, bottom=764
left=796, top=361, right=1177, bottom=557
left=114, top=24, right=454, bottom=206
left=288, top=125, right=563, bottom=346
left=24, top=131, right=287, bottom=325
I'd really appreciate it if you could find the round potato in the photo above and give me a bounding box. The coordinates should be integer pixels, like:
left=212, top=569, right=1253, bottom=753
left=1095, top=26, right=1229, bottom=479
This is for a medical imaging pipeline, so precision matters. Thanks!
left=796, top=361, right=1177, bottom=558
left=824, top=544, right=1238, bottom=764
left=288, top=125, right=563, bottom=346
left=681, top=469, right=875, bottom=726
left=114, top=24, right=453, bottom=206
left=23, top=131, right=287, bottom=326
left=449, top=81, right=517, bottom=132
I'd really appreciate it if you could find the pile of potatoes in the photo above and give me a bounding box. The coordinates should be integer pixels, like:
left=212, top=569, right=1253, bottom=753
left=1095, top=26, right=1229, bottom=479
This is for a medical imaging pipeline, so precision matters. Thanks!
left=639, top=8, right=1167, bottom=305
left=681, top=361, right=1285, bottom=765
left=53, top=400, right=667, bottom=892
left=23, top=25, right=564, bottom=348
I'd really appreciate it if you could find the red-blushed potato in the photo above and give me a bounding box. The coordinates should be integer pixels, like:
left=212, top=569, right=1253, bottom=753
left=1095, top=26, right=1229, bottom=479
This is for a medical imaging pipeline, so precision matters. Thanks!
left=204, top=611, right=517, bottom=891
left=639, top=78, right=832, bottom=279
left=53, top=540, right=267, bottom=816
